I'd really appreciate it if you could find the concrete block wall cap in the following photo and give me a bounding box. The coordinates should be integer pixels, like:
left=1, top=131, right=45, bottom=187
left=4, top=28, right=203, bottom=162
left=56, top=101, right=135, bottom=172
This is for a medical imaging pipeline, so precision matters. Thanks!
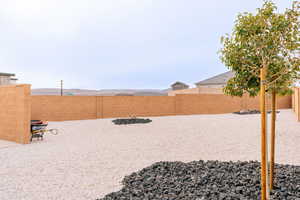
left=16, top=84, right=31, bottom=87
left=0, top=84, right=31, bottom=89
left=2, top=84, right=23, bottom=87
left=0, top=84, right=30, bottom=88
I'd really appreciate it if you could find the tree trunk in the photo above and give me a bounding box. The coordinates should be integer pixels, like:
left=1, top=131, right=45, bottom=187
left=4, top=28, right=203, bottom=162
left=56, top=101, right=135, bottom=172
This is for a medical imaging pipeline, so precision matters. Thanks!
left=260, top=68, right=267, bottom=200
left=270, top=91, right=276, bottom=190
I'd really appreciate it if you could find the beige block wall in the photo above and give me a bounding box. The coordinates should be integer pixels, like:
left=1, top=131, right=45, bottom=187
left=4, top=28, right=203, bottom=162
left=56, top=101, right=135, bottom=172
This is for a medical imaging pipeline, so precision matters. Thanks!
left=168, top=88, right=200, bottom=96
left=168, top=87, right=223, bottom=96
left=292, top=91, right=295, bottom=112
left=102, top=96, right=176, bottom=118
left=0, top=86, right=293, bottom=144
left=198, top=87, right=223, bottom=94
left=276, top=95, right=292, bottom=110
left=293, top=88, right=300, bottom=121
left=236, top=94, right=290, bottom=111
left=176, top=94, right=291, bottom=115
left=31, top=96, right=176, bottom=121
left=0, top=84, right=31, bottom=144
left=31, top=94, right=292, bottom=122
left=31, top=96, right=98, bottom=121
left=175, top=94, right=242, bottom=114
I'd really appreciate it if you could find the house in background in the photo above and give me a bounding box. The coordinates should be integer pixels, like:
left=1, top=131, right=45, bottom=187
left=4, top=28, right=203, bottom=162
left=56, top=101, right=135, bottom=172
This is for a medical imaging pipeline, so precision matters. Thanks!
left=195, top=71, right=234, bottom=88
left=168, top=71, right=234, bottom=96
left=171, top=81, right=189, bottom=91
left=0, top=72, right=18, bottom=85
left=115, top=93, right=134, bottom=96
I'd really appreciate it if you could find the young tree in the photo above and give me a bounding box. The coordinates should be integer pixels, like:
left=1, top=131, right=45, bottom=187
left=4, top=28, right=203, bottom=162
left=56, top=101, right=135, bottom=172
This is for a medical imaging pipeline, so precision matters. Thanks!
left=220, top=1, right=300, bottom=199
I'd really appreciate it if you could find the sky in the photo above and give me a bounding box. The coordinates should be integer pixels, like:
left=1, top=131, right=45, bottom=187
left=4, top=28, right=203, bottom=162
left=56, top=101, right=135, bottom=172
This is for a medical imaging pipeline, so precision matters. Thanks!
left=0, top=0, right=294, bottom=89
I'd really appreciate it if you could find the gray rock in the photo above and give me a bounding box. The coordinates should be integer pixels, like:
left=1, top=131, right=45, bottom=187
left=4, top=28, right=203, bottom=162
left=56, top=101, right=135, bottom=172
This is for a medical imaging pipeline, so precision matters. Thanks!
left=112, top=118, right=152, bottom=125
left=98, top=160, right=300, bottom=200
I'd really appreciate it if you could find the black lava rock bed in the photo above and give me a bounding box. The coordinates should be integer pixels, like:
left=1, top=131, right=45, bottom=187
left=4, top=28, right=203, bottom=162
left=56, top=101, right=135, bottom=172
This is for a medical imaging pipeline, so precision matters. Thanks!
left=112, top=118, right=152, bottom=125
left=99, top=160, right=300, bottom=200
left=233, top=110, right=280, bottom=115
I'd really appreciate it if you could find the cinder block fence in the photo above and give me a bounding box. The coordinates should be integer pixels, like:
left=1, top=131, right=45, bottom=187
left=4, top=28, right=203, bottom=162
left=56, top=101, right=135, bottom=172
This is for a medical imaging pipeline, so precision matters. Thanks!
left=31, top=94, right=292, bottom=121
left=0, top=84, right=296, bottom=144
left=0, top=85, right=31, bottom=144
left=292, top=87, right=300, bottom=121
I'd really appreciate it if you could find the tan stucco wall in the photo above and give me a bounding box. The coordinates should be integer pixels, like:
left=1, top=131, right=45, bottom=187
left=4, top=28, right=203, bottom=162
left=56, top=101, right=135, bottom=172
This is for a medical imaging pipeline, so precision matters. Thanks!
left=0, top=87, right=293, bottom=144
left=32, top=96, right=176, bottom=121
left=0, top=84, right=31, bottom=144
left=31, top=96, right=98, bottom=121
left=168, top=88, right=200, bottom=96
left=31, top=94, right=292, bottom=122
left=102, top=96, right=175, bottom=118
left=198, top=87, right=223, bottom=94
left=292, top=88, right=300, bottom=121
left=168, top=87, right=223, bottom=96
left=175, top=94, right=291, bottom=115
left=175, top=94, right=241, bottom=114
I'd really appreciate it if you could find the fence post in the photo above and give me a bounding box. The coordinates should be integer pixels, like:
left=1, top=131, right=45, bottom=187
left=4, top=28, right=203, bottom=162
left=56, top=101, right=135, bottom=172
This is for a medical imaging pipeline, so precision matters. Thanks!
left=101, top=96, right=104, bottom=118
left=292, top=88, right=294, bottom=112
left=95, top=96, right=98, bottom=119
left=174, top=95, right=177, bottom=115
left=95, top=96, right=104, bottom=119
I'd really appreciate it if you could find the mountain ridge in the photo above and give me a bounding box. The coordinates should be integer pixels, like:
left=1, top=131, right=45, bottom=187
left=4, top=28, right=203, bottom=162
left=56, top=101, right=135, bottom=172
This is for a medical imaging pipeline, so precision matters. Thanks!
left=31, top=88, right=170, bottom=96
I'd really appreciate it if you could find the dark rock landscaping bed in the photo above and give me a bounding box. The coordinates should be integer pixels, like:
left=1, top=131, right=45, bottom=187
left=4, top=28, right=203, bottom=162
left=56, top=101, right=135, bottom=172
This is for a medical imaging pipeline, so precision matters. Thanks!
left=112, top=118, right=152, bottom=125
left=99, top=160, right=300, bottom=200
left=233, top=110, right=280, bottom=115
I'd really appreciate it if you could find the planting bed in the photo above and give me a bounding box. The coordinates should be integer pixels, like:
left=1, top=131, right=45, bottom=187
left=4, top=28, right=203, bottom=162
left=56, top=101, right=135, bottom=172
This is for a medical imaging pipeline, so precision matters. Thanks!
left=112, top=118, right=152, bottom=125
left=233, top=110, right=280, bottom=115
left=99, top=160, right=300, bottom=200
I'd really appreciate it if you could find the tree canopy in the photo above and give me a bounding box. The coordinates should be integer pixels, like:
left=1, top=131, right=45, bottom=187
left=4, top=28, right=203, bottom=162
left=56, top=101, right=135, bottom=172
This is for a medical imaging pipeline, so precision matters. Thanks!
left=220, top=0, right=300, bottom=97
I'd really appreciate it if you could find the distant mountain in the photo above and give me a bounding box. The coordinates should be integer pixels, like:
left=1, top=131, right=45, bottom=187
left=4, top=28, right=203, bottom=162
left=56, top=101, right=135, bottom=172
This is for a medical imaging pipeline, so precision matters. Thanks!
left=133, top=91, right=166, bottom=96
left=31, top=88, right=168, bottom=96
left=31, top=88, right=100, bottom=96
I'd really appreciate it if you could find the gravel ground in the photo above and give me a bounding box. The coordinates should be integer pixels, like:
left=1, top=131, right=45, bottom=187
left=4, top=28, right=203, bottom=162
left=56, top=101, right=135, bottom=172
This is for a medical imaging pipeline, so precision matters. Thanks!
left=100, top=161, right=300, bottom=200
left=0, top=140, right=17, bottom=149
left=0, top=109, right=299, bottom=200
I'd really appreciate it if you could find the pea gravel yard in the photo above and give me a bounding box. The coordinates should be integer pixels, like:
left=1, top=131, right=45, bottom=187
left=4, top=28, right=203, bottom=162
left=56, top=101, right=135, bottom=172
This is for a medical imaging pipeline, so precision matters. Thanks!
left=0, top=110, right=299, bottom=200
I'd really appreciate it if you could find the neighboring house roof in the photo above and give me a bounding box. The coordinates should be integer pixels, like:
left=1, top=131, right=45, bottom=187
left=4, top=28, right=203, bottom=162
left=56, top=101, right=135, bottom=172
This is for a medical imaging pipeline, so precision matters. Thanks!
left=171, top=81, right=189, bottom=87
left=134, top=92, right=166, bottom=96
left=195, top=71, right=234, bottom=86
left=115, top=93, right=134, bottom=96
left=0, top=72, right=15, bottom=77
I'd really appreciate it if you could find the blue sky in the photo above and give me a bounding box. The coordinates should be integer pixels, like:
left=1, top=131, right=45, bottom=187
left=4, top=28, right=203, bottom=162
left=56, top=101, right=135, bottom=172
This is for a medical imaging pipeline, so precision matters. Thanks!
left=0, top=0, right=293, bottom=89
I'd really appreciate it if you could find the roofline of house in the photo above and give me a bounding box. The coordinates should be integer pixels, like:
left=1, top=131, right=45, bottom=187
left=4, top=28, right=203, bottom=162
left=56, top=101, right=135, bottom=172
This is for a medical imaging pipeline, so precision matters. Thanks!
left=194, top=71, right=233, bottom=86
left=0, top=72, right=15, bottom=77
left=171, top=82, right=189, bottom=87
